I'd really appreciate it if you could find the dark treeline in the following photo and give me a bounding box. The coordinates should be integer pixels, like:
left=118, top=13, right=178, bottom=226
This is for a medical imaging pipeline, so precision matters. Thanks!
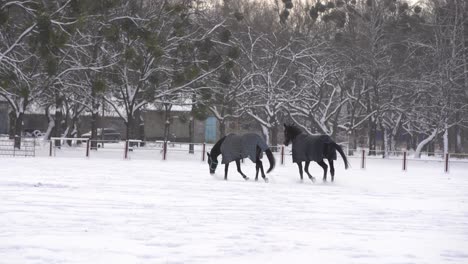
left=0, top=0, right=467, bottom=157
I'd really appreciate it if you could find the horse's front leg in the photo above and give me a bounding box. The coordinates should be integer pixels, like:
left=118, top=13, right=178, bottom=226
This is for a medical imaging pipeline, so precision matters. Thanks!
left=235, top=159, right=249, bottom=180
left=317, top=160, right=328, bottom=182
left=297, top=162, right=304, bottom=181
left=224, top=163, right=229, bottom=180
left=305, top=161, right=316, bottom=182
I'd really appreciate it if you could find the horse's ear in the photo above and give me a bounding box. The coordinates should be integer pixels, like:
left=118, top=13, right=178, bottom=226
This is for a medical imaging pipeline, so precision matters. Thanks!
left=207, top=152, right=210, bottom=157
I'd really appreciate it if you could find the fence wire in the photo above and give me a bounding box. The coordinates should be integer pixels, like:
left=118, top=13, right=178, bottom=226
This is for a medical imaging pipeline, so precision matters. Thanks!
left=3, top=139, right=468, bottom=173
left=0, top=138, right=35, bottom=157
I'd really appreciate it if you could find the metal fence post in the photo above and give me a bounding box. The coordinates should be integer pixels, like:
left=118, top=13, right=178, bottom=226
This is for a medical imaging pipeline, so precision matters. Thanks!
left=49, top=140, right=53, bottom=157
left=163, top=141, right=167, bottom=160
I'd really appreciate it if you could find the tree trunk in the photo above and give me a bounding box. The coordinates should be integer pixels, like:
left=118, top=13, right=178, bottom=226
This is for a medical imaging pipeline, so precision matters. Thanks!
left=382, top=126, right=389, bottom=158
left=13, top=112, right=23, bottom=149
left=271, top=124, right=278, bottom=152
left=53, top=96, right=63, bottom=147
left=367, top=118, right=377, bottom=155
left=66, top=114, right=80, bottom=146
left=189, top=116, right=194, bottom=153
left=331, top=103, right=342, bottom=141
left=261, top=124, right=269, bottom=147
left=391, top=131, right=398, bottom=153
left=350, top=130, right=357, bottom=155
left=412, top=133, right=418, bottom=151
left=454, top=113, right=462, bottom=153
left=427, top=141, right=435, bottom=156
left=219, top=120, right=226, bottom=138
left=139, top=118, right=145, bottom=144
left=461, top=0, right=468, bottom=99
left=456, top=127, right=462, bottom=153
left=44, top=107, right=55, bottom=140
left=164, top=113, right=170, bottom=142
left=126, top=115, right=134, bottom=141
left=8, top=110, right=16, bottom=140
left=443, top=123, right=449, bottom=156
left=163, top=104, right=172, bottom=141
left=90, top=110, right=99, bottom=149
left=135, top=109, right=145, bottom=146
left=414, top=129, right=438, bottom=158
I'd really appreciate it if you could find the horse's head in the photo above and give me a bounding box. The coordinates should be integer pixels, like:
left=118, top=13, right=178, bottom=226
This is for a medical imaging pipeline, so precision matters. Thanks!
left=207, top=152, right=218, bottom=174
left=283, top=123, right=301, bottom=146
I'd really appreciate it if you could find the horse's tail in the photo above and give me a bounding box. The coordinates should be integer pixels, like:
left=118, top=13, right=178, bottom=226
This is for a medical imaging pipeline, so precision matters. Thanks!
left=332, top=142, right=349, bottom=169
left=265, top=148, right=276, bottom=173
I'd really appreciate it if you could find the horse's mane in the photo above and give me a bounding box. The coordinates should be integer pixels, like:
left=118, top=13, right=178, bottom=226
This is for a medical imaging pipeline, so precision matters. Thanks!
left=210, top=135, right=226, bottom=157
left=287, top=124, right=303, bottom=137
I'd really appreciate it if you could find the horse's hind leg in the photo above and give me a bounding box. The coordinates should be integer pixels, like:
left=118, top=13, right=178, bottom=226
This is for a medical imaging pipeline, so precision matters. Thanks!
left=257, top=160, right=268, bottom=182
left=297, top=162, right=304, bottom=181
left=235, top=159, right=249, bottom=180
left=255, top=147, right=261, bottom=181
left=328, top=158, right=335, bottom=182
left=304, top=161, right=316, bottom=182
left=255, top=147, right=268, bottom=182
left=224, top=163, right=229, bottom=180
left=255, top=162, right=260, bottom=181
left=317, top=160, right=328, bottom=181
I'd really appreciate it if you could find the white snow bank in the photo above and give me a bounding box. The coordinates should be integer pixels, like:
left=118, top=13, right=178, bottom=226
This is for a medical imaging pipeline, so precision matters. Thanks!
left=0, top=157, right=467, bottom=264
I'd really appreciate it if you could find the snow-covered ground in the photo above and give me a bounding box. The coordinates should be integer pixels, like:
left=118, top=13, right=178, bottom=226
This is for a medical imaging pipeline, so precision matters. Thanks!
left=1, top=154, right=467, bottom=264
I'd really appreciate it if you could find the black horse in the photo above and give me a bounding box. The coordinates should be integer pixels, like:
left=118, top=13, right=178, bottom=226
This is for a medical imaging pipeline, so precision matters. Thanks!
left=283, top=123, right=349, bottom=182
left=207, top=133, right=275, bottom=182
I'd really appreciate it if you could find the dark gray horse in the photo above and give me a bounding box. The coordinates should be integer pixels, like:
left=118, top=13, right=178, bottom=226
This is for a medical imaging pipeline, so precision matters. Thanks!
left=283, top=123, right=349, bottom=182
left=207, top=133, right=275, bottom=182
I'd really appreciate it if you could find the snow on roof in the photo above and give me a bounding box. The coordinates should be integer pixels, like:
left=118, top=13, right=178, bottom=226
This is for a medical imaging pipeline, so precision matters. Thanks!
left=23, top=102, right=192, bottom=116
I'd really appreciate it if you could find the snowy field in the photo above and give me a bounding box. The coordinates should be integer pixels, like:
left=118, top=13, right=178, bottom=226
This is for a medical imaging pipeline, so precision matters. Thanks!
left=1, top=154, right=468, bottom=264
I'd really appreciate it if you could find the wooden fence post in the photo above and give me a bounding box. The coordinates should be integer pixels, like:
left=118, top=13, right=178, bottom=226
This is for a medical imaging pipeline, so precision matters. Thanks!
left=445, top=153, right=449, bottom=173
left=49, top=140, right=53, bottom=157
left=281, top=145, right=285, bottom=165
left=124, top=140, right=129, bottom=159
left=402, top=151, right=407, bottom=171
left=163, top=141, right=167, bottom=160
left=361, top=149, right=366, bottom=169
left=86, top=140, right=90, bottom=157
left=202, top=143, right=206, bottom=161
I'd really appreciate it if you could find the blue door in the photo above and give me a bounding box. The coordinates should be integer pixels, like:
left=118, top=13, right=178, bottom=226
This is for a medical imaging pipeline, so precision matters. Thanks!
left=205, top=117, right=217, bottom=143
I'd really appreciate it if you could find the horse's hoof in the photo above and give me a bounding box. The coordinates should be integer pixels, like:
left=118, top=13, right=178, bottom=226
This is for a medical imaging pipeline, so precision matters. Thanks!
left=264, top=178, right=269, bottom=183
left=310, top=177, right=316, bottom=182
left=255, top=178, right=258, bottom=181
left=244, top=177, right=249, bottom=181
